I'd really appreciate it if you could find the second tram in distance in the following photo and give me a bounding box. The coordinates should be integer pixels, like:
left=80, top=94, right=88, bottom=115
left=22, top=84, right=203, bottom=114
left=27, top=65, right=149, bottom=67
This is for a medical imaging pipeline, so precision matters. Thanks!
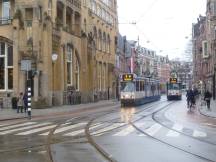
left=120, top=73, right=161, bottom=106
left=167, top=78, right=182, bottom=100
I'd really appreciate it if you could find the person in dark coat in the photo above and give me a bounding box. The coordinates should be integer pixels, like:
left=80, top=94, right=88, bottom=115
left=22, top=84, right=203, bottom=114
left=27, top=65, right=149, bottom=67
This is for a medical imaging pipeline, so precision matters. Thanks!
left=204, top=90, right=212, bottom=110
left=23, top=91, right=28, bottom=113
left=186, top=89, right=195, bottom=108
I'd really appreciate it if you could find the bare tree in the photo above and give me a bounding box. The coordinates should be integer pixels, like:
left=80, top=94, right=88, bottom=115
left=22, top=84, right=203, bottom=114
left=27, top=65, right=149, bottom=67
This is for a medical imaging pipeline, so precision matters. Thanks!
left=183, top=39, right=193, bottom=62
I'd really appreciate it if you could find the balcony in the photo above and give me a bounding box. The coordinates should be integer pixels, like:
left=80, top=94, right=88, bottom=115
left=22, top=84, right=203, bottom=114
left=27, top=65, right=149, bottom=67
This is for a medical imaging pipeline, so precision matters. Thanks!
left=0, top=17, right=12, bottom=26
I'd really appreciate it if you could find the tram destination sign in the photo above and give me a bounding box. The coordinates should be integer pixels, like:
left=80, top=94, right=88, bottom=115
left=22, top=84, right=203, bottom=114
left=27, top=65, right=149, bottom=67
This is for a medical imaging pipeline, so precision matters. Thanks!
left=122, top=74, right=134, bottom=81
left=170, top=78, right=177, bottom=83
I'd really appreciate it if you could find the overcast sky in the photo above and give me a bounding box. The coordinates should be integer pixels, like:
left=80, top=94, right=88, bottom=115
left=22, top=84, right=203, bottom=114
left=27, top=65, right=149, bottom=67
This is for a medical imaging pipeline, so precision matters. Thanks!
left=117, top=0, right=206, bottom=60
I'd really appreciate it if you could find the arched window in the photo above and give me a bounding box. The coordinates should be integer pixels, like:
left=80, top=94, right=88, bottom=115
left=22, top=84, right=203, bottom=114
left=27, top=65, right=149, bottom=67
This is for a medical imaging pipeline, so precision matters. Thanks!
left=98, top=30, right=102, bottom=50
left=67, top=45, right=73, bottom=85
left=103, top=32, right=106, bottom=52
left=74, top=53, right=80, bottom=91
left=0, top=42, right=13, bottom=90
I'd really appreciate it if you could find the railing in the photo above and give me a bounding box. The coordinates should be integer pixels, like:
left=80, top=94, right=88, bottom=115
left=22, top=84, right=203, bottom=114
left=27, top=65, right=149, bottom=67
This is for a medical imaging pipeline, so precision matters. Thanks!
left=0, top=17, right=12, bottom=26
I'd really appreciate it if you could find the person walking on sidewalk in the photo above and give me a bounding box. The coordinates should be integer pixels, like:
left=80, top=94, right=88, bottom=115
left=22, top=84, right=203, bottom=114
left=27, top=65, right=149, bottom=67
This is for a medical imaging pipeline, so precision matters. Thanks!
left=204, top=90, right=212, bottom=110
left=17, top=92, right=24, bottom=113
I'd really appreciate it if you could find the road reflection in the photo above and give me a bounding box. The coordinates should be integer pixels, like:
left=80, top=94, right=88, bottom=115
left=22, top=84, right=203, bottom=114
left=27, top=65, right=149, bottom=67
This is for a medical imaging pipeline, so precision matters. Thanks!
left=120, top=107, right=136, bottom=123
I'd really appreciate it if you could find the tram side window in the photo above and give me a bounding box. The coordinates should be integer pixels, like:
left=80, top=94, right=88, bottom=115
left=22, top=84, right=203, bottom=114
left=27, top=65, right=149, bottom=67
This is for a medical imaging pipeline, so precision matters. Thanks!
left=136, top=81, right=140, bottom=91
left=140, top=81, right=144, bottom=91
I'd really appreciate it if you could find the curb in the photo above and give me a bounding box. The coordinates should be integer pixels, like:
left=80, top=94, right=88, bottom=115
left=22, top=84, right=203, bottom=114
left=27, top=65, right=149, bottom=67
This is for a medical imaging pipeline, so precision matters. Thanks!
left=198, top=105, right=216, bottom=119
left=0, top=117, right=27, bottom=122
left=0, top=101, right=120, bottom=122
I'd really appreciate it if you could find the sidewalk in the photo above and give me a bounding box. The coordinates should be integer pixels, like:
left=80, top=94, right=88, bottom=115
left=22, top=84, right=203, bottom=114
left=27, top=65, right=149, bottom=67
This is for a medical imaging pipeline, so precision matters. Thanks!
left=0, top=100, right=120, bottom=121
left=199, top=99, right=216, bottom=118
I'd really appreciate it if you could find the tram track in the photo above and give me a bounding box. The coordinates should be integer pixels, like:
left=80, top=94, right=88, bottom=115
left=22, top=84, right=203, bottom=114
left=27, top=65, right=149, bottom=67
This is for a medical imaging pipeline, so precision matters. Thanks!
left=130, top=102, right=216, bottom=162
left=152, top=105, right=216, bottom=146
left=0, top=99, right=186, bottom=162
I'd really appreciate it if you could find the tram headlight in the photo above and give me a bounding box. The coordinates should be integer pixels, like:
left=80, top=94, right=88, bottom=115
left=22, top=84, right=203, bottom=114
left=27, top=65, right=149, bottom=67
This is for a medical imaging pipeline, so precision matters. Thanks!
left=131, top=94, right=135, bottom=99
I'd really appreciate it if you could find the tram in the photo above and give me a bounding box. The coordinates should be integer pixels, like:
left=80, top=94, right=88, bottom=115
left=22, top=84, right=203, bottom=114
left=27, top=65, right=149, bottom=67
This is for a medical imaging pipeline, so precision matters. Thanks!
left=167, top=78, right=182, bottom=100
left=120, top=73, right=161, bottom=106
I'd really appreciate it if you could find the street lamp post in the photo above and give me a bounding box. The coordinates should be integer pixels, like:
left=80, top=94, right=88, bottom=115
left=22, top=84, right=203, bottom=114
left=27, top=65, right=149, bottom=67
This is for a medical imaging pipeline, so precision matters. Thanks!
left=52, top=53, right=58, bottom=106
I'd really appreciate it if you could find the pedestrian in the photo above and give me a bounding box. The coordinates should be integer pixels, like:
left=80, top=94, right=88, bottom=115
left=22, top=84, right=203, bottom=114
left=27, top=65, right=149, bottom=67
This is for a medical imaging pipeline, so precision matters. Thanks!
left=23, top=91, right=28, bottom=113
left=204, top=90, right=212, bottom=110
left=17, top=92, right=24, bottom=113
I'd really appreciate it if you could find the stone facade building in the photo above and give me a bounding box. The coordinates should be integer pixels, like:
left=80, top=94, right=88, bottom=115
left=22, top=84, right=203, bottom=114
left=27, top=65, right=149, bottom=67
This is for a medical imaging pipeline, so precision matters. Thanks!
left=0, top=0, right=118, bottom=108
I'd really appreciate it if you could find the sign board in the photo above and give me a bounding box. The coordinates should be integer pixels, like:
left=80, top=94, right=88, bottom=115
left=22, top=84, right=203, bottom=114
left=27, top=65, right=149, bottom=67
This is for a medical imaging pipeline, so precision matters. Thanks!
left=170, top=78, right=177, bottom=84
left=21, top=60, right=31, bottom=71
left=122, top=74, right=134, bottom=81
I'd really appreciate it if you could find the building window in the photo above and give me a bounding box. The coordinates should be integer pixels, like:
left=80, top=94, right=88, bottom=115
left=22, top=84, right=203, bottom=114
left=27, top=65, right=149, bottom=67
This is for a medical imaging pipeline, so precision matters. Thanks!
left=2, top=0, right=10, bottom=18
left=107, top=35, right=110, bottom=53
left=0, top=42, right=13, bottom=90
left=98, top=63, right=102, bottom=91
left=74, top=55, right=80, bottom=90
left=97, top=5, right=102, bottom=17
left=67, top=46, right=73, bottom=85
left=103, top=32, right=106, bottom=52
left=98, top=30, right=102, bottom=50
left=48, top=0, right=52, bottom=16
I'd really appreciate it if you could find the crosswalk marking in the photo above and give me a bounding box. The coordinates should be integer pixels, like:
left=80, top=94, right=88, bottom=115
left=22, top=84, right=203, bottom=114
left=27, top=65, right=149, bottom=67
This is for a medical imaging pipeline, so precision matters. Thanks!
left=166, top=124, right=183, bottom=137
left=113, top=126, right=135, bottom=136
left=16, top=125, right=57, bottom=135
left=145, top=123, right=162, bottom=136
left=193, top=130, right=207, bottom=137
left=0, top=121, right=209, bottom=139
left=39, top=123, right=87, bottom=136
left=0, top=123, right=51, bottom=135
left=166, top=130, right=180, bottom=137
left=64, top=123, right=103, bottom=136
left=0, top=122, right=36, bottom=131
left=172, top=124, right=183, bottom=131
left=93, top=123, right=125, bottom=135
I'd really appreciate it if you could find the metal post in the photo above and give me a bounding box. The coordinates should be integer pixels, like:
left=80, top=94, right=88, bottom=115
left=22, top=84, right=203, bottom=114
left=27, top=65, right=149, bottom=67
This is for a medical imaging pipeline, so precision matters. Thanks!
left=27, top=79, right=32, bottom=119
left=213, top=72, right=215, bottom=100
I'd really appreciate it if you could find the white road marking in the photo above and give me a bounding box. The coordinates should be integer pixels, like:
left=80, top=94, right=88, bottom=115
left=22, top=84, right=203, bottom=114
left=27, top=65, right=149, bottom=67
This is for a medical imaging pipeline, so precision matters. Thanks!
left=0, top=122, right=36, bottom=131
left=166, top=123, right=183, bottom=137
left=64, top=129, right=84, bottom=136
left=64, top=123, right=103, bottom=136
left=113, top=126, right=135, bottom=136
left=145, top=123, right=162, bottom=136
left=193, top=130, right=207, bottom=137
left=16, top=125, right=57, bottom=135
left=39, top=122, right=87, bottom=136
left=93, top=123, right=125, bottom=135
left=0, top=123, right=51, bottom=135
left=166, top=130, right=180, bottom=137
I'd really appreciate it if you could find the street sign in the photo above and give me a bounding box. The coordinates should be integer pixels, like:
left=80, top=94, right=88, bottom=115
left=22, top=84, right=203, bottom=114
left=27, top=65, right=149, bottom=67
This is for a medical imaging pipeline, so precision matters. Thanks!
left=21, top=60, right=31, bottom=71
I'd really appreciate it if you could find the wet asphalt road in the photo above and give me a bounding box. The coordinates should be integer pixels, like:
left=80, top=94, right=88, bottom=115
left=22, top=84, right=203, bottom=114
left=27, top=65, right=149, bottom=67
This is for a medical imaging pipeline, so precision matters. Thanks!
left=0, top=96, right=216, bottom=162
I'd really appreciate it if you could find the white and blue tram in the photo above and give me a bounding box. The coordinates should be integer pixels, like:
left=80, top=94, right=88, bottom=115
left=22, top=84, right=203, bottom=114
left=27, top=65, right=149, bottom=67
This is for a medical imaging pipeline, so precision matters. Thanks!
left=120, top=73, right=161, bottom=106
left=167, top=78, right=182, bottom=100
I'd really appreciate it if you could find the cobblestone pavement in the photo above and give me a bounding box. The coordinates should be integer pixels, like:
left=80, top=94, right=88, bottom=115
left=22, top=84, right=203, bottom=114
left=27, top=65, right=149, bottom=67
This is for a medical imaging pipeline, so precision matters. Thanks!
left=198, top=98, right=216, bottom=118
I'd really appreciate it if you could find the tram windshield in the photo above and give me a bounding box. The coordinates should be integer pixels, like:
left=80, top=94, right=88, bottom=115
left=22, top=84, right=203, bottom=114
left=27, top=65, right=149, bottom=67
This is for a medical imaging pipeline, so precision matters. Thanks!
left=167, top=83, right=181, bottom=90
left=121, top=82, right=135, bottom=92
